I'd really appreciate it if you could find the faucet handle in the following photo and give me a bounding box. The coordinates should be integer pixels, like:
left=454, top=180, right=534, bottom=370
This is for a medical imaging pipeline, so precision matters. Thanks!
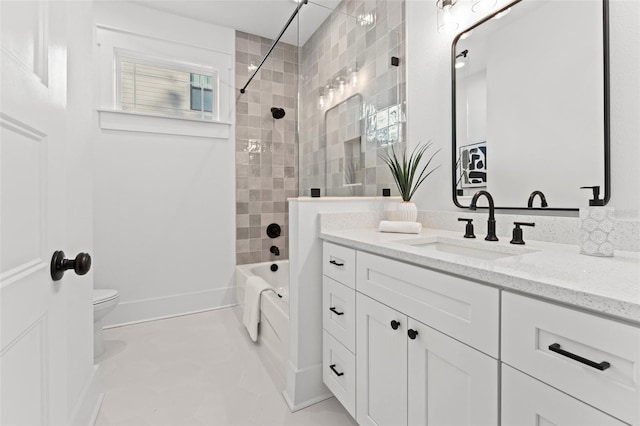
left=510, top=222, right=535, bottom=245
left=458, top=218, right=476, bottom=239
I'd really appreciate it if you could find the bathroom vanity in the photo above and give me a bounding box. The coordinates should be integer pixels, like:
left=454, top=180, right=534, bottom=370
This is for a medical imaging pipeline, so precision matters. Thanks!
left=320, top=228, right=639, bottom=425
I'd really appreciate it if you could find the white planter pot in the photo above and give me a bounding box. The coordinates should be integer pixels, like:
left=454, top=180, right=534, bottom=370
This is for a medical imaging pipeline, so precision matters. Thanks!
left=395, top=201, right=418, bottom=222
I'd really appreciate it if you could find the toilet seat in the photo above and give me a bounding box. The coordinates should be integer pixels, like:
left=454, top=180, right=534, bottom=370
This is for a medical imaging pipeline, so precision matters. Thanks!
left=94, top=289, right=119, bottom=305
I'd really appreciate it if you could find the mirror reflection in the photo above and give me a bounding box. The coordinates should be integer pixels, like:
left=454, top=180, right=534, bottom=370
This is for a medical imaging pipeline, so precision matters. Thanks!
left=452, top=0, right=608, bottom=210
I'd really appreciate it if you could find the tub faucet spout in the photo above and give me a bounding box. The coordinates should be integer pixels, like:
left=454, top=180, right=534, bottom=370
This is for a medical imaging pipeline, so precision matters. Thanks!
left=270, top=246, right=280, bottom=256
left=469, top=190, right=498, bottom=241
left=528, top=190, right=548, bottom=208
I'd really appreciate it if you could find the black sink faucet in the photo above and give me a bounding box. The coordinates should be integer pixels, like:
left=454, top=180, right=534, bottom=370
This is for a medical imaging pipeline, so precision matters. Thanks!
left=270, top=245, right=280, bottom=256
left=469, top=190, right=498, bottom=241
left=528, top=190, right=548, bottom=208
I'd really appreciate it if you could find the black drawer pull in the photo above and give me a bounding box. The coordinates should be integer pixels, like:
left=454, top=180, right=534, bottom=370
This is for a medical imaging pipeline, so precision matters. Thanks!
left=329, top=364, right=344, bottom=376
left=548, top=343, right=611, bottom=371
left=408, top=329, right=419, bottom=340
left=390, top=320, right=400, bottom=330
left=329, top=307, right=344, bottom=316
left=329, top=259, right=344, bottom=267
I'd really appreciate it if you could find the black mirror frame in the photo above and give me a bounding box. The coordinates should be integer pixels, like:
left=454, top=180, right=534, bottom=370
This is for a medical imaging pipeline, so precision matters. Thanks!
left=450, top=0, right=610, bottom=212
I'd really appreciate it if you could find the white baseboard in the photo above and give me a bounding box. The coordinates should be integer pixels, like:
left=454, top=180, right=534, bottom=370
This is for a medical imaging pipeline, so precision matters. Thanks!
left=103, top=286, right=235, bottom=328
left=283, top=360, right=332, bottom=412
left=70, top=364, right=102, bottom=426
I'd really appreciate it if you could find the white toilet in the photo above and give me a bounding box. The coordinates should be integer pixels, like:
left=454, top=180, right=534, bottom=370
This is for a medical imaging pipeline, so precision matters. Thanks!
left=93, top=289, right=119, bottom=358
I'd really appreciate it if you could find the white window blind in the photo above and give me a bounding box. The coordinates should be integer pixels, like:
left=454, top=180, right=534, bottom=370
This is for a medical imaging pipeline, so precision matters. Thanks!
left=117, top=52, right=218, bottom=121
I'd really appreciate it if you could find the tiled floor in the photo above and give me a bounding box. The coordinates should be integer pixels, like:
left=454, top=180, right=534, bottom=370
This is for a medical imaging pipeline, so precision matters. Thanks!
left=95, top=308, right=357, bottom=426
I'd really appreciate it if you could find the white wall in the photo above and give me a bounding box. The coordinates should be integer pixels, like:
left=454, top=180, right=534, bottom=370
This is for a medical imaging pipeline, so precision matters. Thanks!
left=285, top=197, right=394, bottom=411
left=93, top=2, right=237, bottom=326
left=406, top=0, right=640, bottom=218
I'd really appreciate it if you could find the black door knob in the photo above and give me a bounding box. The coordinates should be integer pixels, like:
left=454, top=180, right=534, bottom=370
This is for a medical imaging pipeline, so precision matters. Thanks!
left=408, top=329, right=419, bottom=340
left=50, top=251, right=92, bottom=281
left=390, top=320, right=401, bottom=330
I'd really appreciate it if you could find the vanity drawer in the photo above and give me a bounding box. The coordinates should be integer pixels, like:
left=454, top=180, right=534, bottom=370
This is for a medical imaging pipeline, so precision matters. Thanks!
left=323, top=242, right=356, bottom=288
left=356, top=251, right=500, bottom=358
left=323, top=330, right=356, bottom=419
left=323, top=276, right=356, bottom=353
left=502, top=292, right=640, bottom=425
left=502, top=364, right=627, bottom=426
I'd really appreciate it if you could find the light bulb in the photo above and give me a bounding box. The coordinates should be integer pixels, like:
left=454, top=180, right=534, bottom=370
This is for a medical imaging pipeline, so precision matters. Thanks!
left=350, top=70, right=358, bottom=88
left=318, top=94, right=325, bottom=109
left=337, top=78, right=346, bottom=95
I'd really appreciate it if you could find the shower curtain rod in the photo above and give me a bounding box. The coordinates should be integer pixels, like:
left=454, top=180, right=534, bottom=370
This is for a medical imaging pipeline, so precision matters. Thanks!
left=239, top=0, right=308, bottom=94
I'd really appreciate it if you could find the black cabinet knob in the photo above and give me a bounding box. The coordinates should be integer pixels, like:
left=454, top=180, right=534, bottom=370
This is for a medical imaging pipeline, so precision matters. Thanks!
left=50, top=251, right=92, bottom=281
left=408, top=329, right=419, bottom=340
left=390, top=320, right=401, bottom=330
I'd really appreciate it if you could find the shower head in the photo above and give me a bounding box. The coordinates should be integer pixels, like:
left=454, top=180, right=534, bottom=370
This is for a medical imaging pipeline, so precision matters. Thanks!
left=271, top=107, right=285, bottom=119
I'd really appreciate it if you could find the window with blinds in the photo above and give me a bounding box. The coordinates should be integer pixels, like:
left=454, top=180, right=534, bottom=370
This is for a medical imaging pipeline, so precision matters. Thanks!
left=117, top=52, right=217, bottom=121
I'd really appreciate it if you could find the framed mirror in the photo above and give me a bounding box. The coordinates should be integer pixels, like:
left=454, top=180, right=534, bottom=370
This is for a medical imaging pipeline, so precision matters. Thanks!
left=452, top=0, right=609, bottom=211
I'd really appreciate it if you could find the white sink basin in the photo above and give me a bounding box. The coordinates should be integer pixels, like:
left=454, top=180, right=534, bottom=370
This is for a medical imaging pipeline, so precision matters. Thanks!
left=397, top=237, right=536, bottom=260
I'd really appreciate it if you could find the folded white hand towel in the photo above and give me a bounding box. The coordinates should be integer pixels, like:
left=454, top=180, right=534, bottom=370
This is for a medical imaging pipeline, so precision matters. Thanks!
left=243, top=276, right=274, bottom=342
left=378, top=220, right=423, bottom=234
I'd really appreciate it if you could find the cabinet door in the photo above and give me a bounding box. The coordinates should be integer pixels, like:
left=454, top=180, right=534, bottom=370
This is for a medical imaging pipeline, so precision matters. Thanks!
left=502, top=365, right=627, bottom=426
left=408, top=318, right=498, bottom=426
left=357, top=293, right=407, bottom=426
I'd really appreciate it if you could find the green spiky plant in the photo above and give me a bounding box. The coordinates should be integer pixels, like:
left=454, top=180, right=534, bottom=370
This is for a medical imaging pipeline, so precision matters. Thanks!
left=379, top=142, right=441, bottom=202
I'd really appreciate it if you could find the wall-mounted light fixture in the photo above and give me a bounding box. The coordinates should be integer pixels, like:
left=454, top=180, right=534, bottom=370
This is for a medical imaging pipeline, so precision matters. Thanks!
left=318, top=67, right=359, bottom=110
left=436, top=0, right=459, bottom=33
left=455, top=49, right=469, bottom=69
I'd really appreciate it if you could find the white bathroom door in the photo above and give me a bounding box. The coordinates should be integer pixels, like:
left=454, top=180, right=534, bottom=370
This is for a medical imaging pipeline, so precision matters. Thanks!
left=1, top=2, right=77, bottom=424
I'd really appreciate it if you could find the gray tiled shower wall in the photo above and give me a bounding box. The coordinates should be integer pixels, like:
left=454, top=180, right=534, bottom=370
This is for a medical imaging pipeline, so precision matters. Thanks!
left=299, top=0, right=406, bottom=196
left=235, top=31, right=298, bottom=265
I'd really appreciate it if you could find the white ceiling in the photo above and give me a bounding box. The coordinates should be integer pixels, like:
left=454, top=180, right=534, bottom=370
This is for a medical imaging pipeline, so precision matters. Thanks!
left=132, top=0, right=341, bottom=46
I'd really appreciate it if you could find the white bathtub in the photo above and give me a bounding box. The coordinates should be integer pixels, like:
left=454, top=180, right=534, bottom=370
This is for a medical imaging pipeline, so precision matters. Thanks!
left=236, top=260, right=290, bottom=384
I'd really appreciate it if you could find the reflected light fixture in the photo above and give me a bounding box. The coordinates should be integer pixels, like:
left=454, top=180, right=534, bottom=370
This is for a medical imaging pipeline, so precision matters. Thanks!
left=436, top=0, right=459, bottom=34
left=349, top=68, right=358, bottom=87
left=326, top=85, right=335, bottom=102
left=357, top=13, right=376, bottom=27
left=337, top=77, right=346, bottom=95
left=455, top=49, right=469, bottom=69
left=472, top=0, right=497, bottom=13
left=460, top=29, right=473, bottom=40
left=493, top=7, right=511, bottom=19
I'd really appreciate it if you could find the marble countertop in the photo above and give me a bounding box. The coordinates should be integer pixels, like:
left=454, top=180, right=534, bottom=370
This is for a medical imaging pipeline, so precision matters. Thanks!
left=320, top=227, right=640, bottom=324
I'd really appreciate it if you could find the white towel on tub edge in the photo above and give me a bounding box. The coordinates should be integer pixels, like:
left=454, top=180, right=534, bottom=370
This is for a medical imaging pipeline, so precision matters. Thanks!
left=243, top=275, right=274, bottom=342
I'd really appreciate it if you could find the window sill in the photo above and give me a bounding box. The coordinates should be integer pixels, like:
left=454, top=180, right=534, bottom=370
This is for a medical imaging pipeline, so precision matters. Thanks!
left=97, top=109, right=232, bottom=139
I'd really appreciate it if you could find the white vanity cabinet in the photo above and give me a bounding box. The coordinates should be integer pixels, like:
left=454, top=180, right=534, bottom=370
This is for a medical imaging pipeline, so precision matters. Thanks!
left=322, top=242, right=357, bottom=417
left=355, top=293, right=408, bottom=426
left=322, top=242, right=499, bottom=425
left=356, top=292, right=499, bottom=426
left=502, top=364, right=627, bottom=426
left=502, top=292, right=640, bottom=425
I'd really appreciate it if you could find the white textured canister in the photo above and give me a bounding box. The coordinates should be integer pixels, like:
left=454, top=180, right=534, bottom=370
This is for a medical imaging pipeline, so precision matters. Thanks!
left=579, top=206, right=615, bottom=257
